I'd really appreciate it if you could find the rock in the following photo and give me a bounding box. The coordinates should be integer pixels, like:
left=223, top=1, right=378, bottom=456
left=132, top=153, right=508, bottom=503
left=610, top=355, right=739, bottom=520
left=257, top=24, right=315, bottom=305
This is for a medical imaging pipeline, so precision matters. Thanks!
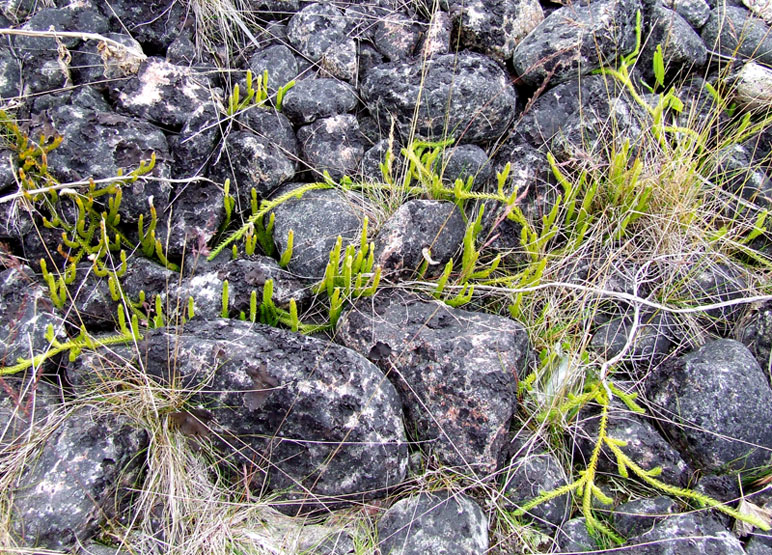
left=373, top=200, right=465, bottom=279
left=30, top=104, right=173, bottom=225
left=320, top=37, right=358, bottom=82
left=238, top=107, right=298, bottom=160
left=512, top=0, right=642, bottom=87
left=287, top=3, right=348, bottom=63
left=573, top=397, right=692, bottom=488
left=0, top=265, right=67, bottom=372
left=613, top=496, right=679, bottom=538
left=701, top=6, right=772, bottom=66
left=591, top=309, right=677, bottom=369
left=69, top=320, right=408, bottom=513
left=209, top=129, right=296, bottom=207
left=166, top=255, right=310, bottom=321
left=711, top=143, right=772, bottom=216
left=372, top=9, right=422, bottom=61
left=247, top=44, right=298, bottom=93
left=0, top=45, right=21, bottom=99
left=448, top=0, right=544, bottom=62
left=336, top=289, right=530, bottom=474
left=747, top=530, right=772, bottom=555
left=295, top=528, right=355, bottom=554
left=97, top=0, right=188, bottom=53
left=10, top=406, right=147, bottom=551
left=555, top=517, right=597, bottom=552
left=692, top=473, right=741, bottom=528
left=624, top=511, right=745, bottom=554
left=421, top=8, right=452, bottom=58
left=744, top=0, right=772, bottom=24
left=646, top=339, right=772, bottom=473
left=663, top=0, right=711, bottom=29
left=737, top=300, right=772, bottom=376
left=297, top=114, right=366, bottom=181
left=109, top=58, right=215, bottom=129
left=0, top=377, right=60, bottom=450
left=271, top=186, right=364, bottom=279
left=281, top=78, right=358, bottom=125
left=438, top=144, right=494, bottom=188
left=733, top=61, right=772, bottom=112
left=502, top=446, right=570, bottom=529
left=639, top=4, right=708, bottom=84
left=360, top=139, right=403, bottom=182
left=377, top=490, right=488, bottom=554
left=361, top=52, right=517, bottom=143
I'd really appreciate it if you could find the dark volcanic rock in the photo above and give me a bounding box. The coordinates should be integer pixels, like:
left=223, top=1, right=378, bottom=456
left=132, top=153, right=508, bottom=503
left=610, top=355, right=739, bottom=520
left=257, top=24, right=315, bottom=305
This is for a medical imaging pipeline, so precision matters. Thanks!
left=613, top=496, right=678, bottom=538
left=271, top=186, right=364, bottom=279
left=574, top=397, right=692, bottom=487
left=166, top=255, right=310, bottom=321
left=502, top=446, right=570, bottom=529
left=336, top=290, right=530, bottom=474
left=238, top=107, right=298, bottom=161
left=297, top=114, right=366, bottom=181
left=737, top=300, right=772, bottom=376
left=247, top=44, right=298, bottom=93
left=646, top=339, right=772, bottom=473
left=0, top=265, right=67, bottom=372
left=448, top=0, right=544, bottom=62
left=70, top=319, right=408, bottom=513
left=512, top=0, right=642, bottom=87
left=373, top=200, right=465, bottom=279
left=10, top=406, right=147, bottom=551
left=287, top=3, right=348, bottom=63
left=31, top=105, right=172, bottom=224
left=0, top=45, right=21, bottom=99
left=702, top=6, right=772, bottom=66
left=664, top=0, right=711, bottom=29
left=281, top=78, right=358, bottom=125
left=377, top=490, right=488, bottom=554
left=438, top=144, right=494, bottom=188
left=109, top=58, right=214, bottom=129
left=591, top=310, right=677, bottom=369
left=97, top=0, right=188, bottom=54
left=0, top=377, right=60, bottom=450
left=209, top=129, right=296, bottom=206
left=555, top=517, right=597, bottom=553
left=361, top=52, right=517, bottom=143
left=623, top=511, right=745, bottom=554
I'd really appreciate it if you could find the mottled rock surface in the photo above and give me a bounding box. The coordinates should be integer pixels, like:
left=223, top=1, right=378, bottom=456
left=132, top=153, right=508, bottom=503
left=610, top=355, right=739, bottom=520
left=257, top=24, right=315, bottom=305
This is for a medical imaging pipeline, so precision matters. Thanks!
left=377, top=490, right=488, bottom=554
left=281, top=78, right=358, bottom=125
left=646, top=339, right=772, bottom=473
left=297, top=114, right=366, bottom=180
left=362, top=52, right=517, bottom=143
left=702, top=6, right=772, bottom=66
left=613, top=496, right=679, bottom=538
left=623, top=511, right=745, bottom=554
left=337, top=290, right=530, bottom=474
left=10, top=406, right=147, bottom=551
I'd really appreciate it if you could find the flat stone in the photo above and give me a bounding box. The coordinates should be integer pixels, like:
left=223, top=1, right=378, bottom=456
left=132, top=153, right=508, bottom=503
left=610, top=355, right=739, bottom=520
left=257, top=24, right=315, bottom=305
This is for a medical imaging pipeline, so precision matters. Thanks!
left=336, top=289, right=530, bottom=475
left=377, top=490, right=488, bottom=554
left=646, top=339, right=772, bottom=473
left=361, top=52, right=517, bottom=143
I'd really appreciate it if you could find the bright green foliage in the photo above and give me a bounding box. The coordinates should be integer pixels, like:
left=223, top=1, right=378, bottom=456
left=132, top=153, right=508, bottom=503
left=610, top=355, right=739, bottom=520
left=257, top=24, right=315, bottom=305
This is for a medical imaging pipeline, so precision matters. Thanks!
left=225, top=69, right=295, bottom=116
left=314, top=218, right=381, bottom=299
left=279, top=229, right=294, bottom=268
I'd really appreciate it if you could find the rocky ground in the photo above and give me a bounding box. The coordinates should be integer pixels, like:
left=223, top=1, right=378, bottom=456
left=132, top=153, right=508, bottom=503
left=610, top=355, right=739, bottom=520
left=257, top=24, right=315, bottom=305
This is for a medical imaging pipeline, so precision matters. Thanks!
left=1, top=0, right=772, bottom=553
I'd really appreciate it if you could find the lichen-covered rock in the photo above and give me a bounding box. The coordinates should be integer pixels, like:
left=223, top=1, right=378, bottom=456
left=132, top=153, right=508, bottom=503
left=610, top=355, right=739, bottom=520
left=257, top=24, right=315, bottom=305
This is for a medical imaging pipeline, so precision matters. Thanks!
left=737, top=300, right=772, bottom=376
left=30, top=104, right=173, bottom=224
left=281, top=78, right=358, bottom=125
left=502, top=446, right=570, bottom=529
left=0, top=265, right=66, bottom=371
left=248, top=44, right=298, bottom=93
left=371, top=9, right=422, bottom=61
left=712, top=143, right=772, bottom=212
left=733, top=61, right=772, bottom=112
left=421, top=8, right=452, bottom=57
left=336, top=289, right=530, bottom=474
left=238, top=107, right=298, bottom=161
left=166, top=255, right=310, bottom=321
left=624, top=511, right=745, bottom=554
left=512, top=0, right=642, bottom=87
left=297, top=114, right=366, bottom=180
left=374, top=200, right=464, bottom=279
left=271, top=186, right=363, bottom=279
left=701, top=6, right=772, bottom=66
left=209, top=129, right=296, bottom=206
left=448, top=0, right=544, bottom=61
left=574, top=397, right=692, bottom=487
left=663, top=0, right=711, bottom=29
left=70, top=320, right=408, bottom=513
left=613, top=496, right=678, bottom=538
left=646, top=339, right=772, bottom=473
left=555, top=517, right=597, bottom=553
left=0, top=45, right=21, bottom=98
left=109, top=58, right=215, bottom=129
left=377, top=490, right=488, bottom=554
left=361, top=52, right=517, bottom=143
left=287, top=3, right=348, bottom=63
left=10, top=406, right=147, bottom=551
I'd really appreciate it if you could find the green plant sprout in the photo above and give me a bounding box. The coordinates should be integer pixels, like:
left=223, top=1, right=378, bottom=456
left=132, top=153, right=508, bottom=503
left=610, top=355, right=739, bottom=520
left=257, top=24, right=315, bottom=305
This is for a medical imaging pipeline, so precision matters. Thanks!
left=225, top=69, right=295, bottom=116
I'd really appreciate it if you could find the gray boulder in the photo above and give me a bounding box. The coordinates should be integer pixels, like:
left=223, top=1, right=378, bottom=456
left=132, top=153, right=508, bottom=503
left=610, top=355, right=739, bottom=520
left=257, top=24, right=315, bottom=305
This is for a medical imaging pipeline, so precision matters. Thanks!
left=337, top=290, right=530, bottom=475
left=623, top=511, right=745, bottom=554
left=281, top=78, right=358, bottom=125
left=10, top=406, right=147, bottom=551
left=646, top=339, right=772, bottom=473
left=361, top=52, right=517, bottom=143
left=702, top=6, right=772, bottom=66
left=512, top=0, right=642, bottom=87
left=297, top=114, right=366, bottom=181
left=377, top=490, right=488, bottom=554
left=613, top=496, right=678, bottom=538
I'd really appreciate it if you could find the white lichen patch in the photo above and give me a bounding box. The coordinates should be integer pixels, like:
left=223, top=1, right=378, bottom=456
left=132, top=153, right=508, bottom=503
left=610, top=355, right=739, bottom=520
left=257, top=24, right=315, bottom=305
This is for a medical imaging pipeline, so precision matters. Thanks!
left=121, top=60, right=171, bottom=107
